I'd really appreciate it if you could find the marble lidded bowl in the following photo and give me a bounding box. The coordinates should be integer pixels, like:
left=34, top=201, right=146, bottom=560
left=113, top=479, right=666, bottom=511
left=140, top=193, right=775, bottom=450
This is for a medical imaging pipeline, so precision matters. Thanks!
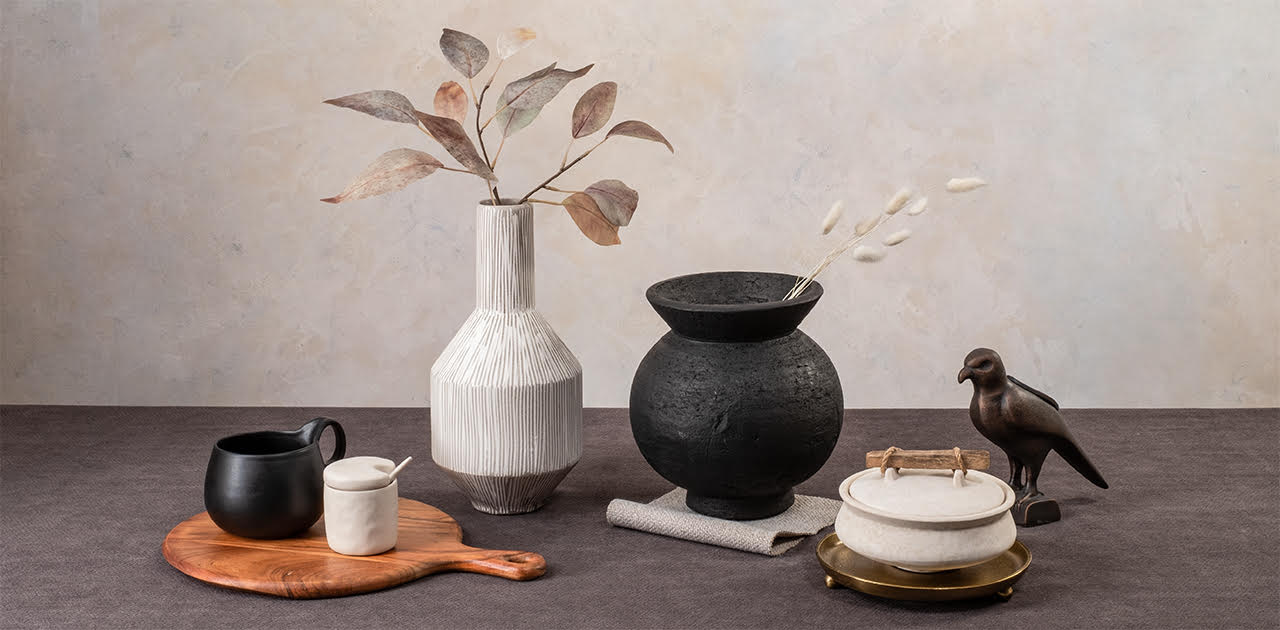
left=835, top=467, right=1017, bottom=573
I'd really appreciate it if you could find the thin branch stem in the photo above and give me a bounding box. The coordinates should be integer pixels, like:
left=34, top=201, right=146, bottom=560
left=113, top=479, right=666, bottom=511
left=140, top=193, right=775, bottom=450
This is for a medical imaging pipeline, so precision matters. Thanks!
left=543, top=185, right=582, bottom=194
left=490, top=134, right=508, bottom=170
left=784, top=213, right=894, bottom=300
left=482, top=59, right=504, bottom=92
left=471, top=78, right=499, bottom=203
left=527, top=198, right=564, bottom=206
left=560, top=138, right=574, bottom=169
left=480, top=103, right=509, bottom=131
left=439, top=166, right=477, bottom=174
left=517, top=138, right=608, bottom=204
left=466, top=77, right=478, bottom=107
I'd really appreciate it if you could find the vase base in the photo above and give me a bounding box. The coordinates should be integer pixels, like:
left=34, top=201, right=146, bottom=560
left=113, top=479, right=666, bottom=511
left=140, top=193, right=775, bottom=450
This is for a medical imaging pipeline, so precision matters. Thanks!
left=686, top=489, right=795, bottom=520
left=442, top=464, right=576, bottom=515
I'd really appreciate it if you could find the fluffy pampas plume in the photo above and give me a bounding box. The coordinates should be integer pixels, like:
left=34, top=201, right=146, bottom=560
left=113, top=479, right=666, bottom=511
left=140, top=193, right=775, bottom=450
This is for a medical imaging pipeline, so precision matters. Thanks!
left=883, top=229, right=911, bottom=246
left=821, top=200, right=844, bottom=235
left=884, top=188, right=913, bottom=214
left=784, top=176, right=987, bottom=301
left=852, top=246, right=885, bottom=262
left=946, top=177, right=986, bottom=193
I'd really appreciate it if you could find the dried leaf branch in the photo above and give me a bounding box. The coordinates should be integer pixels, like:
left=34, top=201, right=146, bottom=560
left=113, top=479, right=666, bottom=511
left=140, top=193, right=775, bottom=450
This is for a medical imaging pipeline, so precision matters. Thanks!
left=322, top=26, right=671, bottom=246
left=516, top=137, right=608, bottom=203
left=322, top=148, right=450, bottom=204
left=519, top=120, right=673, bottom=203
left=439, top=29, right=499, bottom=202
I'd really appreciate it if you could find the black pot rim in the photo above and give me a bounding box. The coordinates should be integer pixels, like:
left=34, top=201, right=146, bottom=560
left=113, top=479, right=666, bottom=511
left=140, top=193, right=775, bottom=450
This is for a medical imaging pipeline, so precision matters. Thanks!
left=645, top=271, right=823, bottom=314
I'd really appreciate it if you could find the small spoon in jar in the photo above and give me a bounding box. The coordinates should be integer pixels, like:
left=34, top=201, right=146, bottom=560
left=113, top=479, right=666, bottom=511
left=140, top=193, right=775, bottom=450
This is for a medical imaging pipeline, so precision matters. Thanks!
left=388, top=456, right=413, bottom=481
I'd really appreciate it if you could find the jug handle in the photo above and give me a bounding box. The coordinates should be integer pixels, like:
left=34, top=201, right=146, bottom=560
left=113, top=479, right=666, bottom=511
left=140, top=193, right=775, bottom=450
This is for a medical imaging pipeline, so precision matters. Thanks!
left=297, top=417, right=346, bottom=465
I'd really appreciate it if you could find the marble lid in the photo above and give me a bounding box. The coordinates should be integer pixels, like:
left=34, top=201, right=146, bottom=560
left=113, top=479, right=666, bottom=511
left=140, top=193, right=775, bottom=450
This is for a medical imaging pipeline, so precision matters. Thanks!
left=324, top=456, right=396, bottom=491
left=845, top=468, right=1009, bottom=519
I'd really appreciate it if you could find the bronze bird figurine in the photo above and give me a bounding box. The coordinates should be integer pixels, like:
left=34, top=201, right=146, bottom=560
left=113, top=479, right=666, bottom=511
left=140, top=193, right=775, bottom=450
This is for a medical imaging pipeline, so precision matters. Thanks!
left=958, top=348, right=1108, bottom=504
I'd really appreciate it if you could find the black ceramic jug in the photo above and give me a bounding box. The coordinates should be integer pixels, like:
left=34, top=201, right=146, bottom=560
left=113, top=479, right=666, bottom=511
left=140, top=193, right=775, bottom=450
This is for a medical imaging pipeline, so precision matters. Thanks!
left=204, top=417, right=346, bottom=539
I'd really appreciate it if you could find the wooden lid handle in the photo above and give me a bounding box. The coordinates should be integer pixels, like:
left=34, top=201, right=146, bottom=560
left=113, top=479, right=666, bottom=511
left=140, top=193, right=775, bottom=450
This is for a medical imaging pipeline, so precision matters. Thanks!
left=866, top=448, right=991, bottom=471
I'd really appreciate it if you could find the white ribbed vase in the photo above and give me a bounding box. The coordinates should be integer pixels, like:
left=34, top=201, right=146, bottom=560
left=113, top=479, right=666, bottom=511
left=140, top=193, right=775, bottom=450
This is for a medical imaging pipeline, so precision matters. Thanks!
left=430, top=201, right=583, bottom=514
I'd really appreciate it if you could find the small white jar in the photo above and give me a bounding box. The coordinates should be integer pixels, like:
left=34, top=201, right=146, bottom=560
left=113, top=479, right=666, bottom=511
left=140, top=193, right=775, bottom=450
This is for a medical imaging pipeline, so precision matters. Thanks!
left=323, top=456, right=400, bottom=556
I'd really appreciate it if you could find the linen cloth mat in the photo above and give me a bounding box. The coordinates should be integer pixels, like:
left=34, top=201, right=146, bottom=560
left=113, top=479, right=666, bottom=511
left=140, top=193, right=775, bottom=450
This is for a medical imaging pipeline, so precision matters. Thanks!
left=606, top=488, right=841, bottom=555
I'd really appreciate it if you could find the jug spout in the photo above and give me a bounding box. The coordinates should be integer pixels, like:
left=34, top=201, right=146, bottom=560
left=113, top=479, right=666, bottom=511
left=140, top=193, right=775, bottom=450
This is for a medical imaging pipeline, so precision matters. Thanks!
left=295, top=417, right=347, bottom=464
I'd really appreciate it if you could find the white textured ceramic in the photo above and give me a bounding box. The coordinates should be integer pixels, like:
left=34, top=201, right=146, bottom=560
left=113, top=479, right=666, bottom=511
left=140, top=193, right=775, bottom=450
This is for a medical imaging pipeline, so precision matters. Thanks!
left=324, top=456, right=399, bottom=556
left=430, top=202, right=583, bottom=515
left=835, top=468, right=1016, bottom=573
left=324, top=456, right=397, bottom=491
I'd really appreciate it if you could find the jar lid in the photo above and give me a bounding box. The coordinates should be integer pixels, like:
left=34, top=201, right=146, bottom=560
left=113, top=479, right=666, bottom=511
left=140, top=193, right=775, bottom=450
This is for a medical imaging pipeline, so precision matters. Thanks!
left=844, top=468, right=1010, bottom=519
left=324, top=456, right=395, bottom=491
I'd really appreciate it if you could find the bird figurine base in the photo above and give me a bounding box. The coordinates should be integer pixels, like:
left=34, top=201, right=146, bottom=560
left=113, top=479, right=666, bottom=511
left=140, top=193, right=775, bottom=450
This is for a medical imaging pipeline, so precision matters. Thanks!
left=1011, top=495, right=1061, bottom=527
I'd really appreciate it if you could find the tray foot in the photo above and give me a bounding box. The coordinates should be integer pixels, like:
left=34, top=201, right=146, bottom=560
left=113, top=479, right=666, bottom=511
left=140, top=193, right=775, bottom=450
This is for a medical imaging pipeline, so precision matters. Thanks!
left=824, top=574, right=840, bottom=589
left=995, top=586, right=1014, bottom=601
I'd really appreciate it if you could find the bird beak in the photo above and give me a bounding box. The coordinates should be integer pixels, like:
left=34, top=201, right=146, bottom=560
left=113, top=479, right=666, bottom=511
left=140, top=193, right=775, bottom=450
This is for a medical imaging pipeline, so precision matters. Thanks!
left=958, top=367, right=973, bottom=384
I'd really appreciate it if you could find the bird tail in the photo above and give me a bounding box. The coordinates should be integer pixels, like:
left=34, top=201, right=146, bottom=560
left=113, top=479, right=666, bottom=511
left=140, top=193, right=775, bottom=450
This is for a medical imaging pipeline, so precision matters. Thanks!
left=1053, top=437, right=1108, bottom=489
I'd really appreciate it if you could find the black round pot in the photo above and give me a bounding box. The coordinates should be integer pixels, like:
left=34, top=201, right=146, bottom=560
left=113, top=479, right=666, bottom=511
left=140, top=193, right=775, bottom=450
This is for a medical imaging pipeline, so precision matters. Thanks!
left=629, top=271, right=843, bottom=520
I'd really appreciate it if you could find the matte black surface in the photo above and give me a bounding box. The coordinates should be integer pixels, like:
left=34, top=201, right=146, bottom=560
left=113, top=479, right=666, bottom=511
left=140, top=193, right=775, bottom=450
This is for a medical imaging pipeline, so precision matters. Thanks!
left=645, top=271, right=820, bottom=342
left=632, top=272, right=842, bottom=519
left=1, top=407, right=1277, bottom=629
left=203, top=417, right=345, bottom=539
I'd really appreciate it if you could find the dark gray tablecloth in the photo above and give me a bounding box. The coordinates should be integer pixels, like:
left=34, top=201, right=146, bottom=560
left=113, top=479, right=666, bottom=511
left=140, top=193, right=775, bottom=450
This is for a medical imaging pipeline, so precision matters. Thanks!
left=1, top=407, right=1276, bottom=629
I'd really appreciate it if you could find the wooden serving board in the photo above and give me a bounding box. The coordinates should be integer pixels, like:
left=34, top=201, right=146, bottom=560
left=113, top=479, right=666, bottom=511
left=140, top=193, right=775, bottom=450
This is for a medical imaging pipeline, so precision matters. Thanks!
left=163, top=497, right=545, bottom=598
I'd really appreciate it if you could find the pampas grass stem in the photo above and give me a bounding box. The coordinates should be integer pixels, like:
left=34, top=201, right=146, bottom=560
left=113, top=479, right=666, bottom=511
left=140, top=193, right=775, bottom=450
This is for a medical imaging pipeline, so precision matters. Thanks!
left=785, top=176, right=985, bottom=301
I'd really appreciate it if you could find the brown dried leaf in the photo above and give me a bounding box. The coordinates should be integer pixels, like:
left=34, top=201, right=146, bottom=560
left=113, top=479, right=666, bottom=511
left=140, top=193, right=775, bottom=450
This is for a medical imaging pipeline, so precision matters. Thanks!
left=497, top=63, right=593, bottom=113
left=440, top=28, right=489, bottom=79
left=414, top=111, right=498, bottom=181
left=323, top=90, right=417, bottom=124
left=562, top=192, right=620, bottom=246
left=433, top=81, right=468, bottom=123
left=585, top=179, right=638, bottom=227
left=321, top=148, right=443, bottom=204
left=496, top=27, right=536, bottom=60
left=571, top=82, right=617, bottom=139
left=606, top=120, right=673, bottom=152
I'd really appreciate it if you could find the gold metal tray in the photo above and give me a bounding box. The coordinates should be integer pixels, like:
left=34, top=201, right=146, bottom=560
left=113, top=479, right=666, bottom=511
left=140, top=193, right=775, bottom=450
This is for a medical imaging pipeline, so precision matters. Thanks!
left=816, top=534, right=1031, bottom=602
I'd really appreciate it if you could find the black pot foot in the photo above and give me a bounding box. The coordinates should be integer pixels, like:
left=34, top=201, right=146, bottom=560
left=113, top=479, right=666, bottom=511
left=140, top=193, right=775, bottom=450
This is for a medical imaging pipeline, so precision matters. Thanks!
left=686, top=489, right=795, bottom=520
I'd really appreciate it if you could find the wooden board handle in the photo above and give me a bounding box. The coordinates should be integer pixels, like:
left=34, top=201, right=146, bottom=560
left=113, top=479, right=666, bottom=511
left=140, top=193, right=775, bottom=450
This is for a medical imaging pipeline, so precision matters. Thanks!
left=448, top=549, right=547, bottom=581
left=865, top=448, right=990, bottom=471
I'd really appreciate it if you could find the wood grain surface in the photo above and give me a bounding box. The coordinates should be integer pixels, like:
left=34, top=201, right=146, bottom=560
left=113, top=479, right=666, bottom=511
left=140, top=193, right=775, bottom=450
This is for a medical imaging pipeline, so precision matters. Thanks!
left=864, top=449, right=991, bottom=471
left=162, top=497, right=545, bottom=598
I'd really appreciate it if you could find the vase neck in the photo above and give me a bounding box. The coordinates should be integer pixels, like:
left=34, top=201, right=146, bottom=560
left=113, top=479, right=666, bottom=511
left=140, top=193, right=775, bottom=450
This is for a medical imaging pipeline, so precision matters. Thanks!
left=475, top=203, right=534, bottom=311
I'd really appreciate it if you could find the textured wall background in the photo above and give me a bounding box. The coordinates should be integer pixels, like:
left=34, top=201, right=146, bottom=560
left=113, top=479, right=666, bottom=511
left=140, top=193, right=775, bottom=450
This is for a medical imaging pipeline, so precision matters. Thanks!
left=2, top=1, right=1276, bottom=407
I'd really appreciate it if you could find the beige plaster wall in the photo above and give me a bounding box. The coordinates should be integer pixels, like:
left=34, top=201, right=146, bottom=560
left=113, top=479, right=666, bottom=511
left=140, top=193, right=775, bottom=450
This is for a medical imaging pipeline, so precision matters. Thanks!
left=2, top=1, right=1276, bottom=407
